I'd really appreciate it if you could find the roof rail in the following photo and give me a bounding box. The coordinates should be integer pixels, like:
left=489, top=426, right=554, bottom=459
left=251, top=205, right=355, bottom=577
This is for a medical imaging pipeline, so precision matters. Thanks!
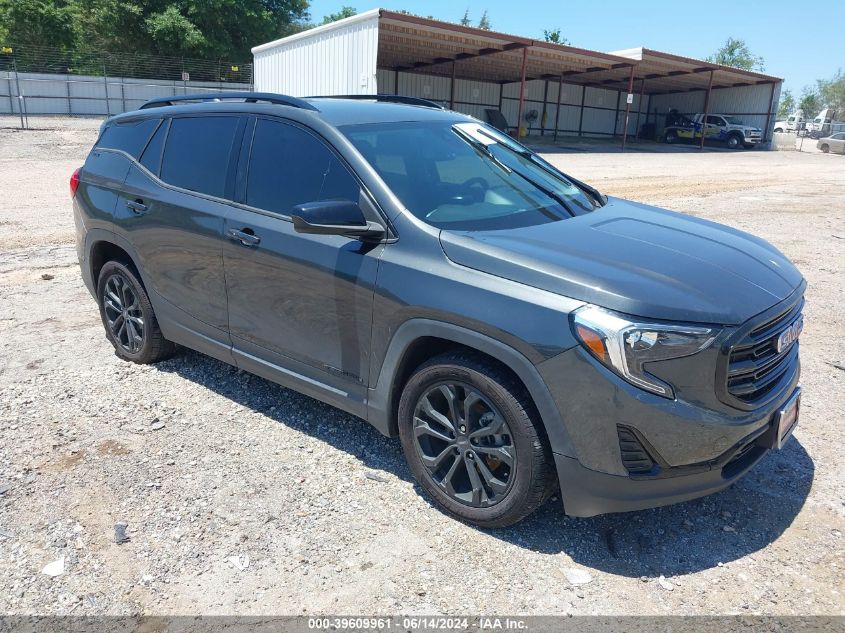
left=307, top=94, right=447, bottom=109
left=139, top=92, right=319, bottom=111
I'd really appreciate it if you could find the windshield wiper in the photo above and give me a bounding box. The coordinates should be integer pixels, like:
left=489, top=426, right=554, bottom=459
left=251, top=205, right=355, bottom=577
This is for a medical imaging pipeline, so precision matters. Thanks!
left=452, top=126, right=512, bottom=175
left=452, top=126, right=576, bottom=217
left=476, top=128, right=607, bottom=207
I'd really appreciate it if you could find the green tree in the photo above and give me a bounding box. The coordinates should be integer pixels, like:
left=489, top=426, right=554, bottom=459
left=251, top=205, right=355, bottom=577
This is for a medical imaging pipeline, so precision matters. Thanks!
left=321, top=5, right=356, bottom=24
left=0, top=0, right=75, bottom=48
left=706, top=37, right=765, bottom=72
left=798, top=86, right=821, bottom=117
left=543, top=28, right=569, bottom=45
left=816, top=69, right=844, bottom=113
left=3, top=0, right=310, bottom=61
left=477, top=10, right=491, bottom=30
left=459, top=8, right=470, bottom=26
left=777, top=88, right=795, bottom=118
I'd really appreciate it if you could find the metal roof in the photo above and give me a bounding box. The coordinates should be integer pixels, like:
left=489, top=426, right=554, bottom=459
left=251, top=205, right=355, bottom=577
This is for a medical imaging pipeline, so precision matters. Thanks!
left=374, top=10, right=780, bottom=94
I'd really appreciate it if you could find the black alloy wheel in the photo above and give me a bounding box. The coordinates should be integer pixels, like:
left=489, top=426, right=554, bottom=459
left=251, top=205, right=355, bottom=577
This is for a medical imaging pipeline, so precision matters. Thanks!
left=102, top=273, right=145, bottom=354
left=412, top=381, right=515, bottom=508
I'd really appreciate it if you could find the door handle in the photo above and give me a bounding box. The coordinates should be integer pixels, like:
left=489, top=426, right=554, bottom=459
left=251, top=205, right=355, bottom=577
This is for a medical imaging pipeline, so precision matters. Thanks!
left=126, top=199, right=148, bottom=214
left=228, top=227, right=261, bottom=247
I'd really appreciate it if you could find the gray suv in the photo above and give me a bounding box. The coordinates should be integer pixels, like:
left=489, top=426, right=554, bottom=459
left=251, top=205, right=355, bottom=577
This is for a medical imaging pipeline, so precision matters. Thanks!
left=72, top=93, right=805, bottom=527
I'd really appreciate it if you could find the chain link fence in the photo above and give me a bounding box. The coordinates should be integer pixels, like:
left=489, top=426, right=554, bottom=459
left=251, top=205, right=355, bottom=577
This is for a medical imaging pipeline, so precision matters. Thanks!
left=1, top=44, right=254, bottom=128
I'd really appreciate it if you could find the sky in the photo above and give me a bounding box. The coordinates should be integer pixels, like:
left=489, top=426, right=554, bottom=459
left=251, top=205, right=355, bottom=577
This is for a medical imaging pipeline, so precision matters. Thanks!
left=306, top=0, right=844, bottom=95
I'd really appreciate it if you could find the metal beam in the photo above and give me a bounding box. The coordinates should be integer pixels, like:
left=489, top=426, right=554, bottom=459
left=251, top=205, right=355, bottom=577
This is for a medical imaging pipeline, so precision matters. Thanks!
left=516, top=46, right=528, bottom=138
left=553, top=73, right=564, bottom=142
left=764, top=81, right=777, bottom=142
left=540, top=79, right=549, bottom=136
left=634, top=78, right=646, bottom=140
left=449, top=60, right=456, bottom=109
left=700, top=69, right=714, bottom=150
left=621, top=64, right=635, bottom=151
left=396, top=41, right=527, bottom=72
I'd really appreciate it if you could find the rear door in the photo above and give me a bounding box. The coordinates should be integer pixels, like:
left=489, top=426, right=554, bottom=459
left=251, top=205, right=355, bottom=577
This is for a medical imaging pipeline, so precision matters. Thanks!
left=222, top=116, right=384, bottom=415
left=114, top=114, right=245, bottom=356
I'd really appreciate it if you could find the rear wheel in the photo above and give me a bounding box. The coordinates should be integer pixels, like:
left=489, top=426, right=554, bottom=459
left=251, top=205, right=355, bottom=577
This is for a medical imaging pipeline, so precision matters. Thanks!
left=97, top=260, right=175, bottom=364
left=664, top=130, right=678, bottom=144
left=398, top=352, right=555, bottom=528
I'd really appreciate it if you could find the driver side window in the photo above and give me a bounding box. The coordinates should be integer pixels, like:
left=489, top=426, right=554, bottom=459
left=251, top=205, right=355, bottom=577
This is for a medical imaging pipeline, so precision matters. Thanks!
left=246, top=119, right=360, bottom=216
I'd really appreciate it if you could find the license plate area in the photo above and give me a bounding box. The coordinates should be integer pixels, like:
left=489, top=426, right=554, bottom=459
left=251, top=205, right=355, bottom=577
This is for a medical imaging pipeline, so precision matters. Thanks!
left=773, top=388, right=801, bottom=449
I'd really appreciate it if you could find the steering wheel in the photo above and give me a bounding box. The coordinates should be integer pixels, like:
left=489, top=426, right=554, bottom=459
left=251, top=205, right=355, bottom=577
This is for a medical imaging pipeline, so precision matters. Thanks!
left=447, top=177, right=490, bottom=205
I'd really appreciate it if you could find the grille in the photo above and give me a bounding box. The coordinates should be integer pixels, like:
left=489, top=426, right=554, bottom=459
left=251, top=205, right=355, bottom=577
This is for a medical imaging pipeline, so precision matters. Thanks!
left=726, top=297, right=803, bottom=405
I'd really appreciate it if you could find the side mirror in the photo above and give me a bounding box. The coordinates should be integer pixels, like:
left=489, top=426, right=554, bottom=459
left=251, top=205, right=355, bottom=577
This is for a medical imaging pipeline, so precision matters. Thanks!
left=291, top=200, right=385, bottom=240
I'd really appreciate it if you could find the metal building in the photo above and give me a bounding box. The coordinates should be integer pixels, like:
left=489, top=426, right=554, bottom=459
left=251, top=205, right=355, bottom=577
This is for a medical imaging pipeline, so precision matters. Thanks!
left=252, top=8, right=781, bottom=148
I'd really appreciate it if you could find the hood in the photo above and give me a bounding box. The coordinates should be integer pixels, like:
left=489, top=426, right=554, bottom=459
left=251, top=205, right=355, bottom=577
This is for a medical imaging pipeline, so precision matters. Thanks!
left=439, top=198, right=804, bottom=325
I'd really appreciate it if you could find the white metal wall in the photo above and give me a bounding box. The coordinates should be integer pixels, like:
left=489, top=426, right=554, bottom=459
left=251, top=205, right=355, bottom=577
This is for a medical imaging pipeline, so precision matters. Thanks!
left=373, top=70, right=650, bottom=138
left=252, top=10, right=379, bottom=96
left=0, top=71, right=251, bottom=115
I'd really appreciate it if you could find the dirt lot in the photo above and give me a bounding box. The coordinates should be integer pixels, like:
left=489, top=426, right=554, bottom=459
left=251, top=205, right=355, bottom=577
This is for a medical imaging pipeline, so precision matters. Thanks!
left=1, top=116, right=843, bottom=616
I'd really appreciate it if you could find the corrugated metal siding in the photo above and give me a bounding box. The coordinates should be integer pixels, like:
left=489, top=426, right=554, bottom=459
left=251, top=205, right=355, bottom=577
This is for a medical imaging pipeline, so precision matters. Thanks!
left=649, top=83, right=779, bottom=137
left=0, top=71, right=251, bottom=115
left=253, top=13, right=379, bottom=96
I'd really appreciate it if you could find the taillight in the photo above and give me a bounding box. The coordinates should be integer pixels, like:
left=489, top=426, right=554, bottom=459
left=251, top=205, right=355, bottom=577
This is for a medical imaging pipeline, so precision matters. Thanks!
left=70, top=167, right=81, bottom=198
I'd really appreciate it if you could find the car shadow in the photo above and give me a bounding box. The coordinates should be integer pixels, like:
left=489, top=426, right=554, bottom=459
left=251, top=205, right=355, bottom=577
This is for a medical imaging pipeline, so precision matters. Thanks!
left=155, top=349, right=813, bottom=578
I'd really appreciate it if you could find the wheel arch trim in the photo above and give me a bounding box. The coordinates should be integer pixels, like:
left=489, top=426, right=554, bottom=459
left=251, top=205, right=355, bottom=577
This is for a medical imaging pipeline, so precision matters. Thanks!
left=367, top=318, right=576, bottom=458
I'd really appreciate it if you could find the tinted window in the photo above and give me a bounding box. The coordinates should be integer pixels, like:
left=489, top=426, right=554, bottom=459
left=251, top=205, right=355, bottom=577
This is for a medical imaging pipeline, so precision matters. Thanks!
left=341, top=120, right=597, bottom=230
left=139, top=118, right=168, bottom=175
left=246, top=119, right=359, bottom=215
left=97, top=118, right=160, bottom=158
left=161, top=116, right=240, bottom=198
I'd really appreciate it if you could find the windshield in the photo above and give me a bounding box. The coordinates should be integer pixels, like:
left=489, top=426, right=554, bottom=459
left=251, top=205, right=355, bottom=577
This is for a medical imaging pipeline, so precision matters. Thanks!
left=340, top=120, right=599, bottom=230
left=723, top=116, right=746, bottom=126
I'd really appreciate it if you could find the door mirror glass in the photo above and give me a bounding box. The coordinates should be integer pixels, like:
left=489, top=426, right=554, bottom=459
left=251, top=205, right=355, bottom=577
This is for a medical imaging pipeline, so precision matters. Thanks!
left=291, top=200, right=385, bottom=239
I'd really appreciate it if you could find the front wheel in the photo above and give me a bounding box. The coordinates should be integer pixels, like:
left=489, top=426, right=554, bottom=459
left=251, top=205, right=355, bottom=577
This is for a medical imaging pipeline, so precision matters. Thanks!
left=97, top=260, right=175, bottom=364
left=398, top=352, right=555, bottom=528
left=821, top=144, right=830, bottom=153
left=726, top=134, right=742, bottom=149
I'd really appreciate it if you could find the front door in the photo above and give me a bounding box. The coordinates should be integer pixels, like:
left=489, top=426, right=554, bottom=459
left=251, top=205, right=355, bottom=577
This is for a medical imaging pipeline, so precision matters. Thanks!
left=222, top=117, right=383, bottom=415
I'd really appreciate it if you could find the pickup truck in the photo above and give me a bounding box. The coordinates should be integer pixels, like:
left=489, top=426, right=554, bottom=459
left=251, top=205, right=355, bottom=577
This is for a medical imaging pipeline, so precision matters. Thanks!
left=774, top=112, right=805, bottom=134
left=664, top=113, right=762, bottom=149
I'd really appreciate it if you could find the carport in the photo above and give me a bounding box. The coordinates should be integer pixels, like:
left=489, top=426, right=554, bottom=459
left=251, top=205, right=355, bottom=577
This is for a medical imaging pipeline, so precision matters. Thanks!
left=252, top=9, right=782, bottom=149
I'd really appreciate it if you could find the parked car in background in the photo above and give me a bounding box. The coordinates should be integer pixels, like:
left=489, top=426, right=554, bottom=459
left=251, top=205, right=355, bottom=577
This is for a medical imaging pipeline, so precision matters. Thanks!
left=72, top=93, right=805, bottom=527
left=817, top=132, right=845, bottom=154
left=664, top=113, right=762, bottom=149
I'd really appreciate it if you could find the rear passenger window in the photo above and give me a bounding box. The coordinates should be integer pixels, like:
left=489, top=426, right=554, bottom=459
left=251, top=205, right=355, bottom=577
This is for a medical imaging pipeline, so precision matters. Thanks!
left=246, top=119, right=359, bottom=215
left=139, top=119, right=168, bottom=175
left=160, top=116, right=240, bottom=198
left=97, top=118, right=160, bottom=158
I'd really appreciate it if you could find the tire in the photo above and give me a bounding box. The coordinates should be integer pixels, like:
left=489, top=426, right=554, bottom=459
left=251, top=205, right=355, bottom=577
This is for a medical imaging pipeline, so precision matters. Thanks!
left=398, top=351, right=555, bottom=528
left=821, top=144, right=830, bottom=153
left=97, top=260, right=176, bottom=364
left=726, top=133, right=742, bottom=149
left=774, top=128, right=783, bottom=133
left=664, top=130, right=678, bottom=144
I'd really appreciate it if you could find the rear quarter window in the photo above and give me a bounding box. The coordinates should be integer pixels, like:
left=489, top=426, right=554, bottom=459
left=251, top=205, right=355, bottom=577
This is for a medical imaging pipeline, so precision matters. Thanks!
left=97, top=118, right=161, bottom=159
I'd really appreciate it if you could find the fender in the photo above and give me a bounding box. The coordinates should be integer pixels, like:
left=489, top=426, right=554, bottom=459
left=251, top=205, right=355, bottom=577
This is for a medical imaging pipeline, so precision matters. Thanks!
left=81, top=227, right=149, bottom=296
left=366, top=318, right=576, bottom=458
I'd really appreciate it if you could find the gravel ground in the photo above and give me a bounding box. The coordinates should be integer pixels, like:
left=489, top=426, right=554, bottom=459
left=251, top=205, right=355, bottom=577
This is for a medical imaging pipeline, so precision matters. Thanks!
left=0, top=116, right=843, bottom=616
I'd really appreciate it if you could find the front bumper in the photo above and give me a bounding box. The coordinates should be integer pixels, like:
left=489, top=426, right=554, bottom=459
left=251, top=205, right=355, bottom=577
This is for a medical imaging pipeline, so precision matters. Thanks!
left=537, top=344, right=800, bottom=516
left=555, top=388, right=798, bottom=517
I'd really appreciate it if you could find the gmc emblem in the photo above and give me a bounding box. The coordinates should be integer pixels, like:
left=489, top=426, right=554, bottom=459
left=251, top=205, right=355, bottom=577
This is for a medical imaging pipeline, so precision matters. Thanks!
left=775, top=317, right=803, bottom=353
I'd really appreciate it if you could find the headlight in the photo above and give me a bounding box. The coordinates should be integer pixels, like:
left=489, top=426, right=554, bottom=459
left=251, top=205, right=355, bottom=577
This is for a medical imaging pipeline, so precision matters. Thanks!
left=571, top=305, right=717, bottom=398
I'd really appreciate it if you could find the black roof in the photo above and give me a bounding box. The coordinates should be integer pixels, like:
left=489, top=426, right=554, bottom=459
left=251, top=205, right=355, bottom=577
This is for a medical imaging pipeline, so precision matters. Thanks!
left=113, top=92, right=468, bottom=127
